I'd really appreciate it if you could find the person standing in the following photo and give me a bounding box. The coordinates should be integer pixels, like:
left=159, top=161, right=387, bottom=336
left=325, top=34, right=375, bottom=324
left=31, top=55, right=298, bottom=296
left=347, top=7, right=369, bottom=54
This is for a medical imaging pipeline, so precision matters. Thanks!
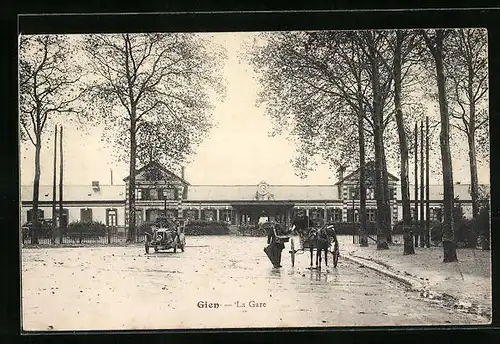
left=264, top=222, right=285, bottom=268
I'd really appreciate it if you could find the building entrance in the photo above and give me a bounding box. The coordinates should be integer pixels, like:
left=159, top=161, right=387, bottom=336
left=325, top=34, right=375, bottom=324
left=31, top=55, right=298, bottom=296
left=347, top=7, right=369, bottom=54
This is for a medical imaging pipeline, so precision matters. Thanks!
left=231, top=202, right=295, bottom=228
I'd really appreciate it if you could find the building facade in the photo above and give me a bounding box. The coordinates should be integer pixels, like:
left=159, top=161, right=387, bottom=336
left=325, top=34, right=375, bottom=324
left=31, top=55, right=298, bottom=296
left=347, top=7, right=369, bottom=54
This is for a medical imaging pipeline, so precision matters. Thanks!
left=21, top=162, right=486, bottom=231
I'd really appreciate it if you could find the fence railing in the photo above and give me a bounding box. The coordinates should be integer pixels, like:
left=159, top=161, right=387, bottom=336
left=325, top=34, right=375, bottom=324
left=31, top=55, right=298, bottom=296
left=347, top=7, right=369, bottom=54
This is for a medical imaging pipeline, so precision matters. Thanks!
left=21, top=226, right=147, bottom=245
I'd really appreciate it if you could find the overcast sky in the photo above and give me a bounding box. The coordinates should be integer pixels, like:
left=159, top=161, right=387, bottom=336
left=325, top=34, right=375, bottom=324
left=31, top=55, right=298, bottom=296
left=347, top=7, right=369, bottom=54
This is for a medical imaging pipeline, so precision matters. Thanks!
left=19, top=32, right=490, bottom=187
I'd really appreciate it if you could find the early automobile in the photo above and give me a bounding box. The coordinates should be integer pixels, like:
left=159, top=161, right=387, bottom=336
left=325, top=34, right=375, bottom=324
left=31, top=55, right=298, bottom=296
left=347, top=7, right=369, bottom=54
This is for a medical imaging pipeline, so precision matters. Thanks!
left=144, top=217, right=186, bottom=254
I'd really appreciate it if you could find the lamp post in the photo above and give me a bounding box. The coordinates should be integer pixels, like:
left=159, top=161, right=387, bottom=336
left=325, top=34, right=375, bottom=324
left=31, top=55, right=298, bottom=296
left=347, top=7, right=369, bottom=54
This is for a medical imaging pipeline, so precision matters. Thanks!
left=163, top=196, right=167, bottom=217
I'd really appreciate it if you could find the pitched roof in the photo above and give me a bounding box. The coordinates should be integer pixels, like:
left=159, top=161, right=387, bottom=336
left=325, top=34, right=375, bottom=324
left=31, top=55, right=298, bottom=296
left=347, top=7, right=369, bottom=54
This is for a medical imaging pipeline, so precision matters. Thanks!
left=334, top=161, right=399, bottom=185
left=21, top=185, right=126, bottom=202
left=123, top=161, right=190, bottom=185
left=186, top=185, right=339, bottom=201
left=20, top=183, right=486, bottom=203
left=403, top=183, right=489, bottom=201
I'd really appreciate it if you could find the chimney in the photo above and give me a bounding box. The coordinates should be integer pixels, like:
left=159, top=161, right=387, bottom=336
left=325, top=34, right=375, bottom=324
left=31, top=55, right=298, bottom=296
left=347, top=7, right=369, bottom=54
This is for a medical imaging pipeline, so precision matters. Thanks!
left=92, top=181, right=100, bottom=191
left=181, top=166, right=185, bottom=180
left=110, top=168, right=113, bottom=185
left=337, top=165, right=345, bottom=182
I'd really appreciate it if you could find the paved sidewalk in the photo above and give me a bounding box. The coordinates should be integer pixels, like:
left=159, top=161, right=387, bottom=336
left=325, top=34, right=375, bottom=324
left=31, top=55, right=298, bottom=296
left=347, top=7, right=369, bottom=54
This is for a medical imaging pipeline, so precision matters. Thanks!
left=339, top=238, right=492, bottom=321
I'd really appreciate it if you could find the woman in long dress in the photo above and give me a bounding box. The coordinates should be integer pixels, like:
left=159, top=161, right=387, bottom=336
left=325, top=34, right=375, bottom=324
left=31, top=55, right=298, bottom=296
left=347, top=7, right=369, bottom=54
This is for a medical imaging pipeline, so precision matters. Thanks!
left=264, top=222, right=285, bottom=268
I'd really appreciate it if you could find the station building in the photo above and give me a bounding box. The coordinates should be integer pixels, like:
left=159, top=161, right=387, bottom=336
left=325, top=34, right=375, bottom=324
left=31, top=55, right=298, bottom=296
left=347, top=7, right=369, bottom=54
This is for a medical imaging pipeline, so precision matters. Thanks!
left=20, top=161, right=485, bottom=231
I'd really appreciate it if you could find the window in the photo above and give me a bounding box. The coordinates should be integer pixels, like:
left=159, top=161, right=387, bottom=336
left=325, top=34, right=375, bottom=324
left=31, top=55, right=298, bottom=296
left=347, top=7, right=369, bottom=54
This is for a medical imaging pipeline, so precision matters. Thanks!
left=149, top=189, right=158, bottom=200
left=54, top=208, right=69, bottom=228
left=184, top=209, right=198, bottom=221
left=334, top=209, right=342, bottom=222
left=388, top=187, right=395, bottom=200
left=162, top=188, right=176, bottom=200
left=431, top=208, right=443, bottom=222
left=27, top=209, right=44, bottom=222
left=367, top=209, right=376, bottom=222
left=349, top=187, right=360, bottom=200
left=135, top=189, right=142, bottom=200
left=204, top=210, right=215, bottom=222
left=347, top=209, right=359, bottom=222
left=327, top=209, right=342, bottom=222
left=293, top=208, right=305, bottom=218
left=366, top=188, right=375, bottom=200
left=106, top=209, right=118, bottom=227
left=165, top=209, right=177, bottom=219
left=220, top=209, right=231, bottom=223
left=80, top=208, right=93, bottom=222
left=310, top=209, right=322, bottom=220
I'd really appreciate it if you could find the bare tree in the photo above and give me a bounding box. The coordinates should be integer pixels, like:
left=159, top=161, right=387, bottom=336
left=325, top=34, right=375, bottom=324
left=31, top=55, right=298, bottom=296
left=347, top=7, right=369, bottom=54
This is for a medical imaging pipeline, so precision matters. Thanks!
left=447, top=29, right=489, bottom=224
left=249, top=31, right=404, bottom=248
left=421, top=29, right=458, bottom=262
left=19, top=35, right=85, bottom=244
left=249, top=31, right=373, bottom=245
left=390, top=30, right=419, bottom=254
left=83, top=33, right=225, bottom=241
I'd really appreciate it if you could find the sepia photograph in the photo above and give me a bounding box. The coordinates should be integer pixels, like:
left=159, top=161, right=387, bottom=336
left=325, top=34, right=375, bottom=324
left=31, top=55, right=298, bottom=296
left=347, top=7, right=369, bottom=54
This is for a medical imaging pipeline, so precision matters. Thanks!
left=19, top=26, right=491, bottom=331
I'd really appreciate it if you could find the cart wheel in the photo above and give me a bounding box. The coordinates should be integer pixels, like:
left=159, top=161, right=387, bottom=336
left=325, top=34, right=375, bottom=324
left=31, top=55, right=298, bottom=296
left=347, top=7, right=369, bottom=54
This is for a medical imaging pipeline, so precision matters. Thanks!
left=290, top=238, right=295, bottom=267
left=145, top=243, right=149, bottom=254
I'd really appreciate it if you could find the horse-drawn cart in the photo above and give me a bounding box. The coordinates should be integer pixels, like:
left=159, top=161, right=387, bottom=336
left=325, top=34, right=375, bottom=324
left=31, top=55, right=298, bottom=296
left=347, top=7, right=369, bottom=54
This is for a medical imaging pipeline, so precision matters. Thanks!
left=289, top=221, right=340, bottom=268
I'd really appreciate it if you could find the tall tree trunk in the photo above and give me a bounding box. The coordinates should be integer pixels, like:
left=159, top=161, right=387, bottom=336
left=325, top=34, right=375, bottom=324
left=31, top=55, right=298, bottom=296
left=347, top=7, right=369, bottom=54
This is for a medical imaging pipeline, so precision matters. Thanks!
left=434, top=30, right=457, bottom=262
left=414, top=122, right=419, bottom=247
left=31, top=137, right=41, bottom=245
left=425, top=117, right=431, bottom=248
left=127, top=118, right=137, bottom=242
left=420, top=120, right=425, bottom=247
left=394, top=32, right=414, bottom=254
left=59, top=126, right=64, bottom=243
left=358, top=104, right=368, bottom=247
left=374, top=123, right=389, bottom=250
left=381, top=145, right=392, bottom=243
left=367, top=33, right=389, bottom=250
left=51, top=126, right=57, bottom=244
left=468, top=101, right=480, bottom=219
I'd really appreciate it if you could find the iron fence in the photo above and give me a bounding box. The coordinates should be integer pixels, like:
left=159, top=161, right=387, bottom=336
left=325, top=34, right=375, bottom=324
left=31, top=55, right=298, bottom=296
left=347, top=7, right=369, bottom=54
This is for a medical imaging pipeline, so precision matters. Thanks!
left=21, top=226, right=149, bottom=246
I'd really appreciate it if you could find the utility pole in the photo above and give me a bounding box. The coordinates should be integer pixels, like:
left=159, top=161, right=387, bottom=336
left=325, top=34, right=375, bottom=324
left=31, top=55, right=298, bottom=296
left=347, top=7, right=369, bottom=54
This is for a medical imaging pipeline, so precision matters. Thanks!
left=426, top=116, right=430, bottom=248
left=414, top=122, right=419, bottom=247
left=51, top=125, right=58, bottom=244
left=58, top=126, right=64, bottom=244
left=420, top=120, right=425, bottom=247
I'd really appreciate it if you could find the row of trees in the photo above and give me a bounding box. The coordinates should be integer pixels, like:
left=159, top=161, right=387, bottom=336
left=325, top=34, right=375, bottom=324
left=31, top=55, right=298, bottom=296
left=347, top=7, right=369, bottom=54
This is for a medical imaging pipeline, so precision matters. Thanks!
left=19, top=33, right=226, bottom=243
left=249, top=29, right=489, bottom=261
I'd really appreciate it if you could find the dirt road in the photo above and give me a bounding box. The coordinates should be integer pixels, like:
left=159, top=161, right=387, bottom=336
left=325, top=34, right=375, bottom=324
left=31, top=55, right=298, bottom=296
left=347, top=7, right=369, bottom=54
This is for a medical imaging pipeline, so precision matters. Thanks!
left=21, top=236, right=488, bottom=331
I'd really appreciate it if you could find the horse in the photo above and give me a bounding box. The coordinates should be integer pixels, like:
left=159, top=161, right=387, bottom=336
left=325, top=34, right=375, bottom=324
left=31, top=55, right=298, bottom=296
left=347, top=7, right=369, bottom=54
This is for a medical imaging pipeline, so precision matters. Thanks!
left=292, top=218, right=339, bottom=269
left=317, top=224, right=339, bottom=268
